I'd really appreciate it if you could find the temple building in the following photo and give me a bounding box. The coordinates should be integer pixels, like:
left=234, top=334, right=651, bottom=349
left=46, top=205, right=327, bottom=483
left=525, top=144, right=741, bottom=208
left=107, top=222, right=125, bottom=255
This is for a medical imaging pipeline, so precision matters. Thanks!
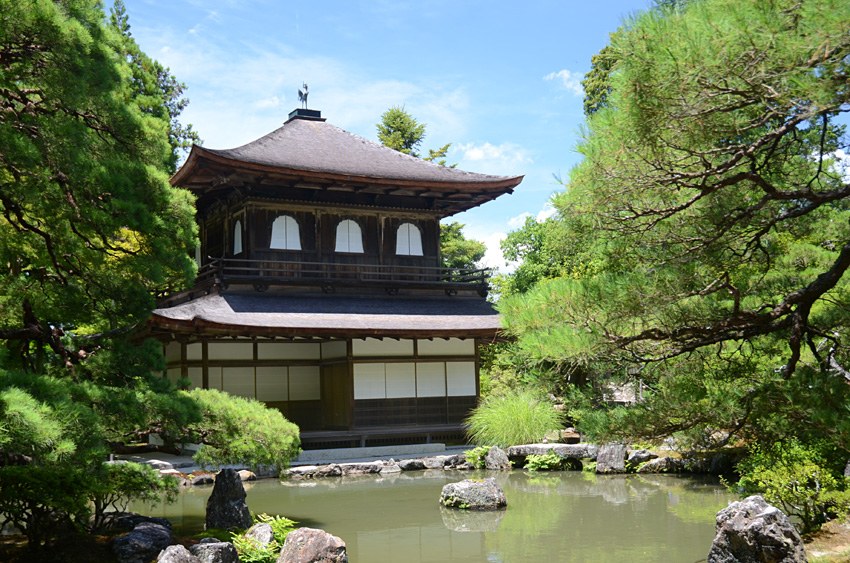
left=148, top=108, right=523, bottom=448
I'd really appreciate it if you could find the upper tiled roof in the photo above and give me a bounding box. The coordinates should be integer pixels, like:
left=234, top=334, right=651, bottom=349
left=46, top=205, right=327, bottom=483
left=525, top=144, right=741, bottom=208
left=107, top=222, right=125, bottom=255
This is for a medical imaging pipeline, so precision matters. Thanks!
left=202, top=116, right=519, bottom=184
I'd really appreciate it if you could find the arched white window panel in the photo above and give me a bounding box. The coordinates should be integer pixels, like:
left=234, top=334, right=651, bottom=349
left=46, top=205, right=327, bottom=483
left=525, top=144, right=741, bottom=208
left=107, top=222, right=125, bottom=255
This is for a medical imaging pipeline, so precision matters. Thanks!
left=270, top=215, right=302, bottom=250
left=233, top=220, right=243, bottom=255
left=396, top=223, right=423, bottom=256
left=335, top=219, right=364, bottom=253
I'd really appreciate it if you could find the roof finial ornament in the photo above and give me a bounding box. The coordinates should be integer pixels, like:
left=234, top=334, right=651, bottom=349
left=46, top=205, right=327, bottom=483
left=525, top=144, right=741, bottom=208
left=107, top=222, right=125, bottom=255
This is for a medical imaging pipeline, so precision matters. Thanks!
left=298, top=82, right=309, bottom=109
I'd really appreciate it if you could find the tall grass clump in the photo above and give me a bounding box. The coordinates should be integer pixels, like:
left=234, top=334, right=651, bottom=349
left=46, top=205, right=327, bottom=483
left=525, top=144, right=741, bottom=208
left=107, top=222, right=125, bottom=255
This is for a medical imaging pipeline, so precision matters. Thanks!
left=465, top=389, right=563, bottom=448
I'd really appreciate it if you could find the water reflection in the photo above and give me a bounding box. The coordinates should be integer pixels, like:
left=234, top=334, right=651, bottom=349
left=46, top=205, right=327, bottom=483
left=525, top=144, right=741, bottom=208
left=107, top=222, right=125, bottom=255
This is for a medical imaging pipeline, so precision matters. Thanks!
left=131, top=470, right=732, bottom=563
left=440, top=506, right=506, bottom=533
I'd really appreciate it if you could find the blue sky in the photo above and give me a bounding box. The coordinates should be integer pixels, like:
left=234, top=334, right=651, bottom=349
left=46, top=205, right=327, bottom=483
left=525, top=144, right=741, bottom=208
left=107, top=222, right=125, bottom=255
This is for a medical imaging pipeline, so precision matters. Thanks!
left=126, top=0, right=656, bottom=269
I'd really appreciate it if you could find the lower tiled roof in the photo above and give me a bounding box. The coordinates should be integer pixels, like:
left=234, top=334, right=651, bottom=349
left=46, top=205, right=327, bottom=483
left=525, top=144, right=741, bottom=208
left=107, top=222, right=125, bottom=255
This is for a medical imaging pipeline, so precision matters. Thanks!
left=150, top=292, right=501, bottom=337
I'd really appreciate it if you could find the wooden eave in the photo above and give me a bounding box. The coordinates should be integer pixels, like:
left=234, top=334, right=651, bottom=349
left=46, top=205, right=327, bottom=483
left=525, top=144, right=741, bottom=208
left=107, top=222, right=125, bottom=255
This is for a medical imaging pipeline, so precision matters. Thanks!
left=172, top=147, right=521, bottom=216
left=149, top=313, right=503, bottom=341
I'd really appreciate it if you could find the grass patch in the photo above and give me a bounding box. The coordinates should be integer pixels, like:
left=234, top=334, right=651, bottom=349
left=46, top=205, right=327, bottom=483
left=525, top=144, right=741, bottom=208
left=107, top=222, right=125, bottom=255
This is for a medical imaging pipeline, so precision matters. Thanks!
left=465, top=389, right=563, bottom=448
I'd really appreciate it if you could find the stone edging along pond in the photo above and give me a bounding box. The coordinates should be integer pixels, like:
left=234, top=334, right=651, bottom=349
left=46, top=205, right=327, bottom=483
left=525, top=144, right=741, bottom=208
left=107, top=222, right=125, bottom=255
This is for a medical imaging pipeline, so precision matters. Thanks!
left=159, top=442, right=743, bottom=485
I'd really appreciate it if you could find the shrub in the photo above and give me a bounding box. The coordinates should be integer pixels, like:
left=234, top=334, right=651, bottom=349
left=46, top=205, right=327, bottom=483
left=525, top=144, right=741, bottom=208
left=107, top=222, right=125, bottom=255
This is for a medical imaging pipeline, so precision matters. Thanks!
left=734, top=440, right=850, bottom=534
left=525, top=452, right=571, bottom=471
left=465, top=389, right=563, bottom=448
left=231, top=513, right=297, bottom=563
left=464, top=446, right=490, bottom=469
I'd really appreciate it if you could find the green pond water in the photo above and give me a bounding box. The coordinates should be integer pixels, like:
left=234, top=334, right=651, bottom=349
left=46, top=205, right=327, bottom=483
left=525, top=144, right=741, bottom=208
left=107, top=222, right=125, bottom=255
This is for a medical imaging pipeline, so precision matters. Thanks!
left=132, top=469, right=733, bottom=562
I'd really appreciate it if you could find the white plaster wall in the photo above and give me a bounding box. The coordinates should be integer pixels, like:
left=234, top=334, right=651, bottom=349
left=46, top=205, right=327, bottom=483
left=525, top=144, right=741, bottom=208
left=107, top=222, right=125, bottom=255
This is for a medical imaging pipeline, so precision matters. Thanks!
left=385, top=363, right=416, bottom=398
left=256, top=366, right=289, bottom=401
left=352, top=338, right=414, bottom=357
left=257, top=342, right=321, bottom=360
left=416, top=363, right=446, bottom=397
left=353, top=363, right=386, bottom=399
left=208, top=342, right=253, bottom=361
left=223, top=366, right=255, bottom=398
left=416, top=338, right=475, bottom=356
left=446, top=361, right=476, bottom=396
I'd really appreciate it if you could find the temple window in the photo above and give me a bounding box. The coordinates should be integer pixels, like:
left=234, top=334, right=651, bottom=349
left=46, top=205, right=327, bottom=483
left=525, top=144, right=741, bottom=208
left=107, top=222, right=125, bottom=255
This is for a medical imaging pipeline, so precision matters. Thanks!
left=396, top=222, right=423, bottom=256
left=233, top=219, right=243, bottom=255
left=270, top=215, right=302, bottom=250
left=335, top=219, right=364, bottom=253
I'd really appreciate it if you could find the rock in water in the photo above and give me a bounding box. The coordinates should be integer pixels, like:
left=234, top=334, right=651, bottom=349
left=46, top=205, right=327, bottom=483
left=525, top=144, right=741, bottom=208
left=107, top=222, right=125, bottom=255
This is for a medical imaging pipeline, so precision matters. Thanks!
left=157, top=545, right=201, bottom=563
left=112, top=522, right=173, bottom=563
left=707, top=495, right=806, bottom=563
left=596, top=443, right=627, bottom=474
left=277, top=527, right=348, bottom=563
left=484, top=446, right=511, bottom=471
left=440, top=478, right=507, bottom=510
left=205, top=468, right=252, bottom=530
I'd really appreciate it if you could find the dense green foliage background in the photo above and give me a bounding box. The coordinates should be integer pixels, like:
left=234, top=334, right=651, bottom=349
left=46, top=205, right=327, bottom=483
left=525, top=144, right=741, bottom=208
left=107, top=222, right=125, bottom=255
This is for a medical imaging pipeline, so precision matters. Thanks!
left=490, top=0, right=850, bottom=502
left=0, top=0, right=300, bottom=547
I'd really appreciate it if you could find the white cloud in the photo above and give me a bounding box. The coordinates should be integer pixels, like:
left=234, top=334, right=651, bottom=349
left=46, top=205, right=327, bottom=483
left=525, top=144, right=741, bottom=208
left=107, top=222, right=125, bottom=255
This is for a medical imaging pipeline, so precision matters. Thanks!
left=454, top=142, right=532, bottom=176
left=134, top=25, right=470, bottom=151
left=508, top=212, right=531, bottom=229
left=543, top=69, right=583, bottom=96
left=255, top=96, right=284, bottom=109
left=536, top=202, right=557, bottom=222
left=480, top=231, right=509, bottom=271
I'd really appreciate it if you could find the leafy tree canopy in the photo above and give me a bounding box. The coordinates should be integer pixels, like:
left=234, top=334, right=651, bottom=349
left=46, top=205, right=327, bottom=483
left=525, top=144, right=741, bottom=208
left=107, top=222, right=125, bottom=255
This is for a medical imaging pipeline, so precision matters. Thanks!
left=500, top=0, right=850, bottom=452
left=377, top=105, right=427, bottom=157
left=440, top=221, right=486, bottom=270
left=0, top=0, right=300, bottom=547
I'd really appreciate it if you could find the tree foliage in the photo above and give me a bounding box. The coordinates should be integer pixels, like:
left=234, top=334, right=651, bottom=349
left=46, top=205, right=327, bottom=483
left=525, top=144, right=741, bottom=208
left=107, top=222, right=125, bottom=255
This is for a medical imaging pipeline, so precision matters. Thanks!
left=0, top=1, right=300, bottom=548
left=187, top=389, right=301, bottom=470
left=377, top=106, right=426, bottom=157
left=0, top=0, right=198, bottom=371
left=439, top=221, right=486, bottom=270
left=500, top=0, right=850, bottom=453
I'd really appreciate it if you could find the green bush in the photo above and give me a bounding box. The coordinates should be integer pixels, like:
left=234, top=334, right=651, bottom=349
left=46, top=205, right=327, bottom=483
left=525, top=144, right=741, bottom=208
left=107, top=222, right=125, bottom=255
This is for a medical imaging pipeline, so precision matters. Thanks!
left=464, top=446, right=491, bottom=469
left=735, top=440, right=850, bottom=534
left=231, top=513, right=298, bottom=563
left=525, top=452, right=570, bottom=471
left=465, top=389, right=563, bottom=448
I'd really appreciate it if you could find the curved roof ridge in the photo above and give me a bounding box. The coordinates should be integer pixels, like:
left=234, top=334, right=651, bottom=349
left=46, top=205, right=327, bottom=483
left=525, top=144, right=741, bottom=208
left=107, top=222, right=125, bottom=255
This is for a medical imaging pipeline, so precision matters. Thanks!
left=196, top=117, right=522, bottom=184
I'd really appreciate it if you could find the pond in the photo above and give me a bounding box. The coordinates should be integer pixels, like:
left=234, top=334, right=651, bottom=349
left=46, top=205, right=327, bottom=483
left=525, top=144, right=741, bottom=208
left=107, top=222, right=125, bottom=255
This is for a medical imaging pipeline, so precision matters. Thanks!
left=132, top=469, right=733, bottom=563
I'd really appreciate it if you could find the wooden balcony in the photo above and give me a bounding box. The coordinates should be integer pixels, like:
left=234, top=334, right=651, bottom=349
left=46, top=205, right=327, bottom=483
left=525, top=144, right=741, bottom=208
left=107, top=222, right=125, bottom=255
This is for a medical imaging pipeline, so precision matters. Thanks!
left=159, top=257, right=492, bottom=306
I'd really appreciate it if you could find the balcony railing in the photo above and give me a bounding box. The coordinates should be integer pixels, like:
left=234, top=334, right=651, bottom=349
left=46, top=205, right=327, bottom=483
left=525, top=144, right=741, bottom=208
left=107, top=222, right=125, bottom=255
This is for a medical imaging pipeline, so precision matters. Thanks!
left=190, top=257, right=492, bottom=296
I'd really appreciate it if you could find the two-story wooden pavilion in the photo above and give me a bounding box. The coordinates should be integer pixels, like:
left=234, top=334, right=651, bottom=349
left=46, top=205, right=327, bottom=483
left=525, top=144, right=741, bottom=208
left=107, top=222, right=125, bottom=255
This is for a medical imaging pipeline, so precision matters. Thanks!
left=148, top=108, right=523, bottom=448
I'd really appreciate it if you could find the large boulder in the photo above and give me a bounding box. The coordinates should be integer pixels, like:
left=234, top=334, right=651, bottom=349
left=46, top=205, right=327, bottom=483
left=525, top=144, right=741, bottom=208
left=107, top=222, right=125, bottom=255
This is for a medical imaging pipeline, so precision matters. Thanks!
left=596, top=443, right=627, bottom=474
left=398, top=458, right=426, bottom=471
left=205, top=468, right=252, bottom=530
left=484, top=446, right=511, bottom=471
left=157, top=545, right=201, bottom=563
left=636, top=456, right=684, bottom=473
left=626, top=449, right=657, bottom=467
left=96, top=512, right=172, bottom=534
left=190, top=540, right=240, bottom=563
left=707, top=495, right=806, bottom=563
left=506, top=443, right=598, bottom=459
left=440, top=478, right=507, bottom=510
left=112, top=521, right=173, bottom=563
left=277, top=527, right=348, bottom=563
